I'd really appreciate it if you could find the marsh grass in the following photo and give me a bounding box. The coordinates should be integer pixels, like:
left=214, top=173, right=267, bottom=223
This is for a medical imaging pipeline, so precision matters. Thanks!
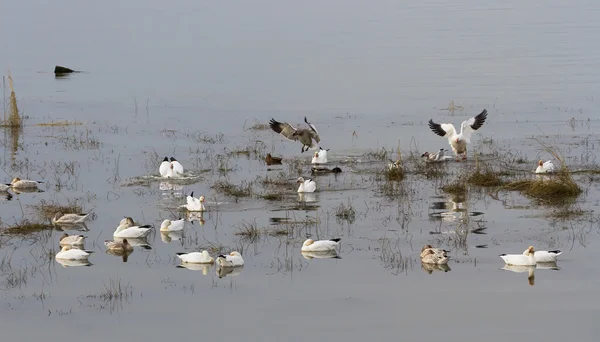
left=442, top=180, right=468, bottom=196
left=466, top=166, right=505, bottom=187
left=364, top=147, right=390, bottom=161
left=1, top=73, right=22, bottom=127
left=37, top=121, right=83, bottom=127
left=99, top=278, right=132, bottom=302
left=245, top=120, right=270, bottom=131
left=334, top=200, right=356, bottom=222
left=234, top=220, right=262, bottom=242
left=2, top=220, right=52, bottom=235
left=212, top=180, right=253, bottom=198
left=549, top=206, right=587, bottom=220
left=29, top=199, right=83, bottom=221
left=385, top=167, right=405, bottom=181
left=260, top=193, right=284, bottom=201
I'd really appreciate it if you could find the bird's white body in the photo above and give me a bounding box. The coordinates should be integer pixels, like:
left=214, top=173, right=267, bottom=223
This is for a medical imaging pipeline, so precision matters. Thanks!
left=59, top=234, right=86, bottom=246
left=297, top=177, right=316, bottom=193
left=176, top=250, right=214, bottom=264
left=113, top=219, right=152, bottom=238
left=9, top=177, right=42, bottom=189
left=55, top=246, right=94, bottom=261
left=422, top=149, right=451, bottom=162
left=500, top=246, right=536, bottom=266
left=420, top=245, right=449, bottom=265
left=527, top=249, right=562, bottom=263
left=216, top=251, right=244, bottom=267
left=52, top=212, right=90, bottom=225
left=311, top=148, right=328, bottom=164
left=535, top=160, right=555, bottom=174
left=0, top=184, right=10, bottom=192
left=180, top=192, right=205, bottom=211
left=301, top=238, right=341, bottom=252
left=428, top=110, right=488, bottom=161
left=159, top=157, right=170, bottom=177
left=420, top=245, right=448, bottom=259
left=160, top=219, right=185, bottom=232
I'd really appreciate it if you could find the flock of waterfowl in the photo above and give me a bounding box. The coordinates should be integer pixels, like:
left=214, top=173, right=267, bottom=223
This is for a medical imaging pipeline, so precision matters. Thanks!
left=5, top=109, right=563, bottom=275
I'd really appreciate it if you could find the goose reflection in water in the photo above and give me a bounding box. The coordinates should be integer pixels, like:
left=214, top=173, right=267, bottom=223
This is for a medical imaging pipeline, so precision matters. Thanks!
left=501, top=263, right=559, bottom=287
left=421, top=262, right=451, bottom=274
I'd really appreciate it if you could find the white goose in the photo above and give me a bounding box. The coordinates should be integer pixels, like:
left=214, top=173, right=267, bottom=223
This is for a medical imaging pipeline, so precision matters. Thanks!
left=297, top=177, right=316, bottom=193
left=535, top=160, right=555, bottom=174
left=421, top=149, right=451, bottom=162
left=420, top=245, right=449, bottom=259
left=55, top=245, right=94, bottom=261
left=428, top=109, right=488, bottom=161
left=301, top=250, right=341, bottom=260
left=421, top=249, right=449, bottom=265
left=216, top=251, right=244, bottom=267
left=311, top=148, right=329, bottom=164
left=0, top=183, right=10, bottom=192
left=176, top=250, right=214, bottom=264
left=9, top=177, right=43, bottom=189
left=525, top=248, right=562, bottom=263
left=301, top=238, right=341, bottom=252
left=500, top=246, right=536, bottom=266
left=159, top=157, right=170, bottom=177
left=170, top=157, right=184, bottom=174
left=160, top=218, right=185, bottom=232
left=59, top=233, right=86, bottom=246
left=104, top=238, right=134, bottom=252
left=52, top=212, right=90, bottom=225
left=113, top=217, right=153, bottom=238
left=180, top=192, right=205, bottom=211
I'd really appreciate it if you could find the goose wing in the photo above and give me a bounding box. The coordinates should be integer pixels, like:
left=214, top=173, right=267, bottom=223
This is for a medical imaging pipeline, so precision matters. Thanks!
left=459, top=109, right=488, bottom=143
left=269, top=119, right=299, bottom=141
left=428, top=120, right=457, bottom=141
left=304, top=117, right=320, bottom=143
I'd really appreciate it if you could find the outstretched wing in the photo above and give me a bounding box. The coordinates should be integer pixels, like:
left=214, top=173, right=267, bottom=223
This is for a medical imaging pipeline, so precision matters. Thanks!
left=459, top=109, right=488, bottom=143
left=269, top=119, right=299, bottom=141
left=304, top=117, right=321, bottom=144
left=304, top=117, right=319, bottom=135
left=429, top=120, right=457, bottom=140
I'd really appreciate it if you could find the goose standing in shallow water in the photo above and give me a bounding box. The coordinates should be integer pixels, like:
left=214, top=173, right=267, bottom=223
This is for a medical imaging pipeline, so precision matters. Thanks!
left=55, top=245, right=94, bottom=261
left=500, top=246, right=536, bottom=266
left=269, top=117, right=321, bottom=153
left=176, top=250, right=214, bottom=264
left=160, top=219, right=185, bottom=232
left=311, top=148, right=329, bottom=164
left=52, top=212, right=90, bottom=225
left=535, top=160, right=555, bottom=174
left=9, top=177, right=43, bottom=189
left=180, top=192, right=205, bottom=211
left=59, top=233, right=86, bottom=246
left=297, top=177, right=316, bottom=193
left=428, top=109, right=488, bottom=161
left=159, top=157, right=170, bottom=177
left=216, top=251, right=244, bottom=267
left=301, top=238, right=341, bottom=252
left=104, top=239, right=134, bottom=252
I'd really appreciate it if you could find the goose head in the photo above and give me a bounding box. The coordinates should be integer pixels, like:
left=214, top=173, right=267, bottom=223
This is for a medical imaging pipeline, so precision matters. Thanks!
left=525, top=246, right=535, bottom=256
left=160, top=219, right=171, bottom=230
left=303, top=239, right=315, bottom=247
left=199, top=195, right=205, bottom=203
left=230, top=251, right=242, bottom=257
left=421, top=152, right=429, bottom=158
left=53, top=212, right=64, bottom=221
left=538, top=160, right=544, bottom=167
left=297, top=177, right=306, bottom=184
left=11, top=177, right=21, bottom=184
left=314, top=151, right=319, bottom=158
left=202, top=250, right=211, bottom=257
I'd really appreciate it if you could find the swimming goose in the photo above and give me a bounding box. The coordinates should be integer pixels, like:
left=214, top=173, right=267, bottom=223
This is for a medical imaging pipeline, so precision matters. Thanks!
left=311, top=147, right=329, bottom=164
left=55, top=245, right=94, bottom=261
left=176, top=250, right=214, bottom=264
left=216, top=251, right=244, bottom=267
left=421, top=249, right=449, bottom=265
left=180, top=192, right=205, bottom=211
left=9, top=177, right=44, bottom=189
left=301, top=250, right=341, bottom=260
left=311, top=166, right=342, bottom=175
left=297, top=177, right=316, bottom=193
left=500, top=246, right=536, bottom=266
left=265, top=154, right=283, bottom=165
left=301, top=238, right=341, bottom=252
left=535, top=160, right=555, bottom=174
left=160, top=218, right=185, bottom=232
left=524, top=248, right=562, bottom=263
left=421, top=149, right=450, bottom=162
left=428, top=109, right=488, bottom=161
left=104, top=238, right=134, bottom=252
left=269, top=117, right=321, bottom=153
left=420, top=245, right=449, bottom=259
left=59, top=233, right=86, bottom=246
left=159, top=157, right=170, bottom=177
left=113, top=217, right=153, bottom=238
left=52, top=212, right=90, bottom=225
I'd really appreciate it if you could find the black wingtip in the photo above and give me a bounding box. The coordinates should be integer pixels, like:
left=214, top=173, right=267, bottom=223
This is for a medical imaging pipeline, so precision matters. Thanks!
left=190, top=191, right=194, bottom=197
left=499, top=254, right=507, bottom=256
left=330, top=238, right=342, bottom=242
left=218, top=254, right=226, bottom=258
left=139, top=224, right=153, bottom=228
left=175, top=252, right=187, bottom=256
left=548, top=250, right=561, bottom=254
left=163, top=157, right=169, bottom=161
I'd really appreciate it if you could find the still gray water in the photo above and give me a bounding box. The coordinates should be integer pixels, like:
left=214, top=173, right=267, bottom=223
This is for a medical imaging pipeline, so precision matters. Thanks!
left=1, top=0, right=600, bottom=341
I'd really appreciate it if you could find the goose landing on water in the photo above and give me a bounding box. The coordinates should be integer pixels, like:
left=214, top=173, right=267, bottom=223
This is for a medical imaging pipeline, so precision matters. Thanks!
left=269, top=117, right=321, bottom=153
left=428, top=109, right=488, bottom=162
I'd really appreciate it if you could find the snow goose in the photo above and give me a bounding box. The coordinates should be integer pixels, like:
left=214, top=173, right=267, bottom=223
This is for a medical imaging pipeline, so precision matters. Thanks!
left=52, top=212, right=90, bottom=225
left=176, top=250, right=214, bottom=264
left=535, top=160, right=555, bottom=174
left=180, top=192, right=205, bottom=211
left=265, top=154, right=283, bottom=165
left=421, top=249, right=449, bottom=265
left=428, top=109, right=488, bottom=161
left=159, top=157, right=170, bottom=177
left=170, top=157, right=184, bottom=174
left=420, top=245, right=449, bottom=259
left=311, top=147, right=329, bottom=164
left=525, top=248, right=562, bottom=263
left=216, top=251, right=244, bottom=267
left=59, top=233, right=86, bottom=246
left=421, top=149, right=451, bottom=162
left=301, top=238, right=341, bottom=252
left=113, top=217, right=153, bottom=238
left=160, top=218, right=185, bottom=232
left=269, top=117, right=321, bottom=153
left=500, top=246, right=536, bottom=266
left=297, top=177, right=316, bottom=193
left=9, top=177, right=43, bottom=189
left=104, top=238, right=134, bottom=252
left=55, top=245, right=94, bottom=261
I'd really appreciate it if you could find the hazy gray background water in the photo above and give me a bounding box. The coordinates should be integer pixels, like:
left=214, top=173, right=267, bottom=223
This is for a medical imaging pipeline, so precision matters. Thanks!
left=2, top=0, right=600, bottom=341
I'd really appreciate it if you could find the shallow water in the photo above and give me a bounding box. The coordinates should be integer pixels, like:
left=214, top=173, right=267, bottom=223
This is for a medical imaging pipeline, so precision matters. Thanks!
left=2, top=0, right=600, bottom=340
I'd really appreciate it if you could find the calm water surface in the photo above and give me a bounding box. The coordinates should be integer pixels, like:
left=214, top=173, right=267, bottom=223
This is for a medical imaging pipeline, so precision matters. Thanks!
left=1, top=1, right=600, bottom=341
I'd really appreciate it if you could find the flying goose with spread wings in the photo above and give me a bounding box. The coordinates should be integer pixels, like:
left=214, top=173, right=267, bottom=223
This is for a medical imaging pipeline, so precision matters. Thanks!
left=269, top=117, right=321, bottom=153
